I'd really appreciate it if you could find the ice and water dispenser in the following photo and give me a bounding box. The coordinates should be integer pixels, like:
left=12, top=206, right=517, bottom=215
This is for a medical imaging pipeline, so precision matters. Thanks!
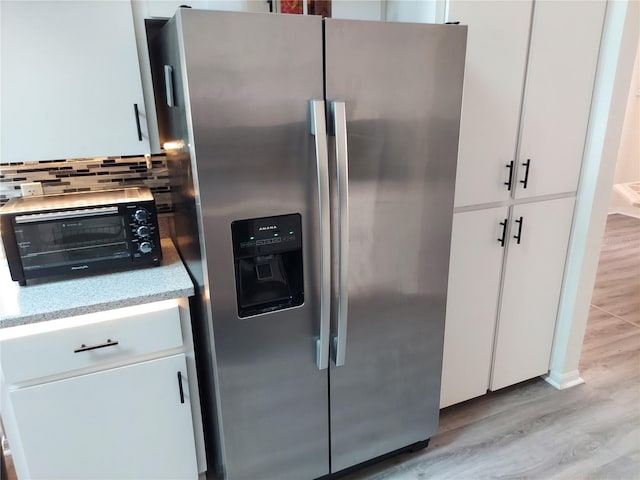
left=231, top=214, right=304, bottom=318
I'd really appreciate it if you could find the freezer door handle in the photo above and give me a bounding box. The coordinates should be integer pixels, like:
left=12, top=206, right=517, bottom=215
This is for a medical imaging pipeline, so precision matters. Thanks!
left=331, top=101, right=349, bottom=367
left=310, top=99, right=331, bottom=370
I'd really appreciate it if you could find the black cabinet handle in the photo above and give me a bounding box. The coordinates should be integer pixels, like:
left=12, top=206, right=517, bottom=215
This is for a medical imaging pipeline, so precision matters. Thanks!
left=177, top=371, right=185, bottom=404
left=513, top=216, right=524, bottom=244
left=505, top=161, right=514, bottom=191
left=498, top=219, right=508, bottom=247
left=74, top=339, right=119, bottom=353
left=134, top=103, right=143, bottom=141
left=520, top=159, right=531, bottom=188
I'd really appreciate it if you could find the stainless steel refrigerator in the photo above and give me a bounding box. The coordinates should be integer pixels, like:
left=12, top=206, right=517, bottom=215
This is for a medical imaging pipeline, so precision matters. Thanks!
left=149, top=9, right=466, bottom=480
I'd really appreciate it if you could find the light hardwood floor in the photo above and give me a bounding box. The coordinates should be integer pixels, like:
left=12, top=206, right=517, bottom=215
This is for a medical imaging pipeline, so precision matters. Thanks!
left=343, top=214, right=640, bottom=480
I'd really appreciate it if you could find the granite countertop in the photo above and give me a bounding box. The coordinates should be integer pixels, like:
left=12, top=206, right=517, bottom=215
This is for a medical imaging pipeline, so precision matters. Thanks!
left=0, top=237, right=194, bottom=328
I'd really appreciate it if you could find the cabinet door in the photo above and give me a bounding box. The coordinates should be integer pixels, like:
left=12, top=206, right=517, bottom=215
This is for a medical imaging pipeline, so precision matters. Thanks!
left=1, top=1, right=149, bottom=163
left=447, top=1, right=532, bottom=207
left=441, top=206, right=508, bottom=408
left=515, top=1, right=606, bottom=199
left=491, top=197, right=575, bottom=390
left=9, top=355, right=197, bottom=479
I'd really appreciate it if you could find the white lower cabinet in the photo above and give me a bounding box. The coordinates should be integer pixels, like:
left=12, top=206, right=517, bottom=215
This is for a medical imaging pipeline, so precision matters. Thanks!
left=9, top=355, right=197, bottom=480
left=0, top=299, right=205, bottom=479
left=491, top=197, right=576, bottom=390
left=441, top=206, right=508, bottom=408
left=442, top=197, right=575, bottom=407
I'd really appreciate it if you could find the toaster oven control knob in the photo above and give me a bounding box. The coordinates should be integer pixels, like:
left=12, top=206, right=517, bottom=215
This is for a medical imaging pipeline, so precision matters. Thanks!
left=139, top=241, right=153, bottom=254
left=134, top=209, right=149, bottom=222
left=136, top=225, right=151, bottom=237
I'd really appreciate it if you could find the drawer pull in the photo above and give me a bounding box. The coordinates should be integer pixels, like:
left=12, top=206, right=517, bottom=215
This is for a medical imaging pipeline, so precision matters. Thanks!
left=74, top=339, right=119, bottom=353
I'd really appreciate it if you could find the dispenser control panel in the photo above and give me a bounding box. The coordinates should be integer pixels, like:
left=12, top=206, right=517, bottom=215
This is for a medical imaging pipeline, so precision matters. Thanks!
left=232, top=213, right=302, bottom=258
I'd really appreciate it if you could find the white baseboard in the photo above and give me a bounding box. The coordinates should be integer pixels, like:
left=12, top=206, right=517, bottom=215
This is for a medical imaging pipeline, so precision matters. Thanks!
left=608, top=206, right=640, bottom=218
left=609, top=182, right=640, bottom=218
left=544, top=370, right=585, bottom=390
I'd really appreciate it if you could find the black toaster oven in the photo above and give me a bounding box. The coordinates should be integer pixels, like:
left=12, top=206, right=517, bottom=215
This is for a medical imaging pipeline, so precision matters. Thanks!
left=0, top=188, right=162, bottom=285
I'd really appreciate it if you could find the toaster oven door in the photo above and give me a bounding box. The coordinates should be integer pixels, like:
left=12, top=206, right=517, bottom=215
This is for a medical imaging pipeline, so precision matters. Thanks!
left=12, top=207, right=131, bottom=274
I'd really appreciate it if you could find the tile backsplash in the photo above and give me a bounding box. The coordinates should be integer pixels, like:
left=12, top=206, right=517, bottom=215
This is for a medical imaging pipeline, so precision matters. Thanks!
left=0, top=155, right=172, bottom=213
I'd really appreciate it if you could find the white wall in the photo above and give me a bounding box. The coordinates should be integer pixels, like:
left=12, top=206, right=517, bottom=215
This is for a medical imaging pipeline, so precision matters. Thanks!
left=331, top=0, right=385, bottom=21
left=548, top=0, right=640, bottom=389
left=209, top=0, right=269, bottom=13
left=609, top=38, right=640, bottom=216
left=386, top=0, right=438, bottom=23
left=613, top=45, right=639, bottom=186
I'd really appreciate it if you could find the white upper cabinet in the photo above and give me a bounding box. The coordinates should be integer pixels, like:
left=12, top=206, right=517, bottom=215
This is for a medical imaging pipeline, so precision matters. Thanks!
left=515, top=1, right=606, bottom=199
left=1, top=1, right=150, bottom=163
left=448, top=1, right=532, bottom=207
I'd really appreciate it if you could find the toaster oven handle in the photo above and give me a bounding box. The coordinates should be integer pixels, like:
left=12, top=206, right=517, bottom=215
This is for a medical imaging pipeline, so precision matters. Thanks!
left=14, top=206, right=119, bottom=224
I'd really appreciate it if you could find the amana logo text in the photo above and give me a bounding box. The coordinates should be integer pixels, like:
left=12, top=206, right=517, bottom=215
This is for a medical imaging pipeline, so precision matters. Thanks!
left=258, top=225, right=278, bottom=231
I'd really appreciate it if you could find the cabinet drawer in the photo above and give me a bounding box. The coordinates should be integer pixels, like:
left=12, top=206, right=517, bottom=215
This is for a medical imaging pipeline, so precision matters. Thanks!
left=0, top=301, right=183, bottom=384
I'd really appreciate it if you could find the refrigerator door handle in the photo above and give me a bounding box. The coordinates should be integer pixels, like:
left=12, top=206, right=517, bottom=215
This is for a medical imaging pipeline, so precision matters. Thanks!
left=331, top=101, right=349, bottom=367
left=310, top=99, right=331, bottom=370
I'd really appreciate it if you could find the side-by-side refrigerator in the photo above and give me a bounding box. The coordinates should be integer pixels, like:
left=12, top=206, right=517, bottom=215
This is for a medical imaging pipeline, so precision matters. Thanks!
left=150, top=9, right=466, bottom=480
